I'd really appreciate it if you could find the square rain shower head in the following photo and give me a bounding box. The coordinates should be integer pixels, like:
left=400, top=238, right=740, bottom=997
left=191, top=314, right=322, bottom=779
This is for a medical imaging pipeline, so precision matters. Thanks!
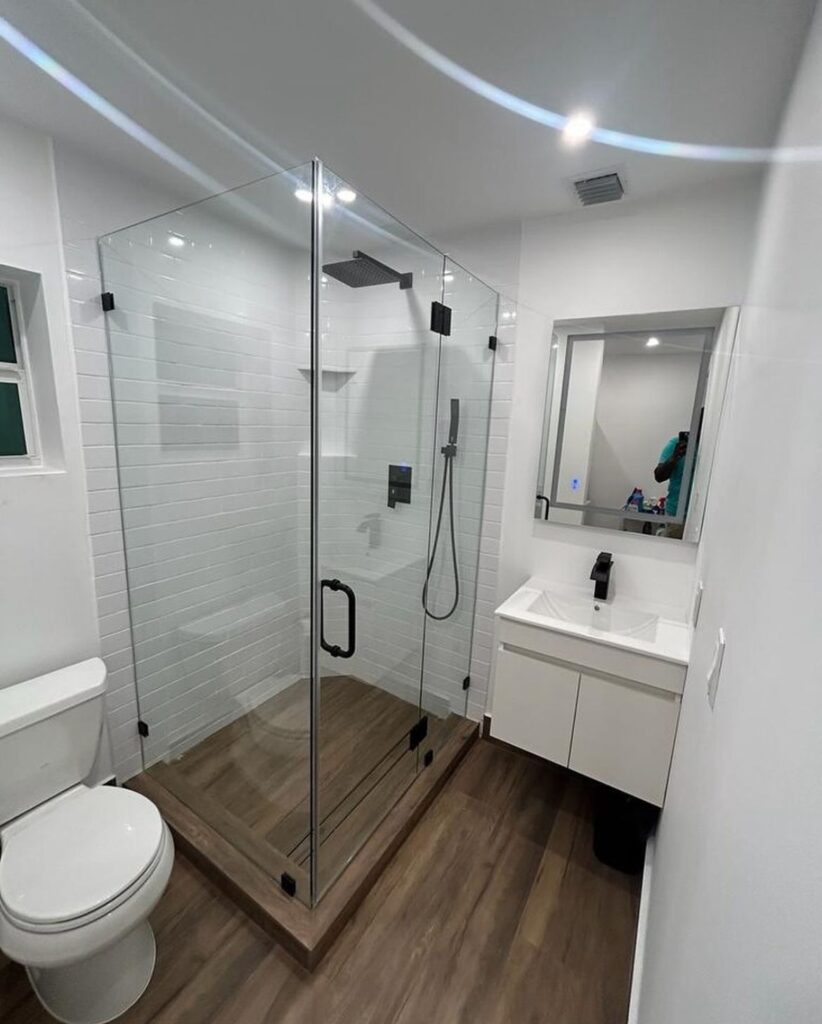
left=322, top=250, right=413, bottom=289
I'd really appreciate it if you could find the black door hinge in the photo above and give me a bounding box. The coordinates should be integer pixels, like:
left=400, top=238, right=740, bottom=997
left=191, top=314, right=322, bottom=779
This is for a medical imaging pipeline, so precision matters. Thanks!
left=280, top=873, right=297, bottom=898
left=424, top=749, right=434, bottom=768
left=488, top=335, right=498, bottom=351
left=137, top=720, right=149, bottom=737
left=409, top=715, right=429, bottom=751
left=101, top=292, right=115, bottom=312
left=462, top=675, right=471, bottom=691
left=430, top=301, right=452, bottom=337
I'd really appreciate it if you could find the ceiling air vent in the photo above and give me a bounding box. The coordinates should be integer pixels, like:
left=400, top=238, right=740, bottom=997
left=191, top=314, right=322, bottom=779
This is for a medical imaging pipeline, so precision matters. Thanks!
left=573, top=172, right=625, bottom=206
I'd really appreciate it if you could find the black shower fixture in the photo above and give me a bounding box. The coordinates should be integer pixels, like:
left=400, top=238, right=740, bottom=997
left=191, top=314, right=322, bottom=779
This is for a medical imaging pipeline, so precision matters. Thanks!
left=422, top=399, right=461, bottom=621
left=323, top=250, right=413, bottom=290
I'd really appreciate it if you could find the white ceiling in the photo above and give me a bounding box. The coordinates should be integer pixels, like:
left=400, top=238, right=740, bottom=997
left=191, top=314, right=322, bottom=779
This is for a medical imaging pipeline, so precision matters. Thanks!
left=0, top=0, right=815, bottom=236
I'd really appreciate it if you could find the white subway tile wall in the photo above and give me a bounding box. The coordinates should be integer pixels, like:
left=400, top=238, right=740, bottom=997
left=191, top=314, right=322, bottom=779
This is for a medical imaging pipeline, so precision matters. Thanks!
left=99, top=192, right=312, bottom=771
left=65, top=226, right=145, bottom=782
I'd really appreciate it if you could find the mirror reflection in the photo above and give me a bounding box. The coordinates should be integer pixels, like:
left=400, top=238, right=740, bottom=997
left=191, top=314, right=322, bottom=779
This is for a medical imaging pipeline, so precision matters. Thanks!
left=536, top=308, right=738, bottom=542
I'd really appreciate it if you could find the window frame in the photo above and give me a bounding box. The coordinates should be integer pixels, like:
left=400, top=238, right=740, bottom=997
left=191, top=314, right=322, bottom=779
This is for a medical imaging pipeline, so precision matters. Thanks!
left=0, top=279, right=40, bottom=467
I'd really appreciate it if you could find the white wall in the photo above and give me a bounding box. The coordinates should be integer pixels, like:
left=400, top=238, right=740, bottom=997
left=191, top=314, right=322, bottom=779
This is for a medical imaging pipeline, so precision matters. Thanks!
left=587, top=349, right=703, bottom=517
left=638, top=9, right=822, bottom=1022
left=0, top=116, right=99, bottom=688
left=498, top=174, right=761, bottom=624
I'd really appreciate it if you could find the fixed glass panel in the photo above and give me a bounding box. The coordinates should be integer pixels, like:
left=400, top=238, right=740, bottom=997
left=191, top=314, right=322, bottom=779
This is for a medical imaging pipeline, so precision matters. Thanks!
left=421, top=258, right=497, bottom=734
left=99, top=164, right=314, bottom=903
left=0, top=286, right=17, bottom=364
left=315, top=165, right=445, bottom=894
left=0, top=382, right=27, bottom=456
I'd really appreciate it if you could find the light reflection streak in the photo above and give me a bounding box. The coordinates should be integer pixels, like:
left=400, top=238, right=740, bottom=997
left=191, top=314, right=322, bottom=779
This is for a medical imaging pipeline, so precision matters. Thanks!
left=352, top=0, right=822, bottom=164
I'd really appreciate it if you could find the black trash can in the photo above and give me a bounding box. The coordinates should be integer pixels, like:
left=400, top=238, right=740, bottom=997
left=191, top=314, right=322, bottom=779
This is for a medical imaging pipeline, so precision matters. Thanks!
left=592, top=784, right=658, bottom=874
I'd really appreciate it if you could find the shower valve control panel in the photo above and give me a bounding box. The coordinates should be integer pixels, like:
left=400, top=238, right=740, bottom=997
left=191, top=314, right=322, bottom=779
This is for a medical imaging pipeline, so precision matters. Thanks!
left=388, top=464, right=412, bottom=508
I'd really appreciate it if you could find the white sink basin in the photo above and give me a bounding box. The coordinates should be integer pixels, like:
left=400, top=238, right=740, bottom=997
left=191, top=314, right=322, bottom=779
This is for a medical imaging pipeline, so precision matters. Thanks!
left=527, top=590, right=659, bottom=642
left=496, top=578, right=691, bottom=667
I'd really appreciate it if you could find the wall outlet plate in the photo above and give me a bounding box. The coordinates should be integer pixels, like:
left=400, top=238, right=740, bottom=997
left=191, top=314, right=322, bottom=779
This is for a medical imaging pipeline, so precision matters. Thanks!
left=707, top=627, right=725, bottom=709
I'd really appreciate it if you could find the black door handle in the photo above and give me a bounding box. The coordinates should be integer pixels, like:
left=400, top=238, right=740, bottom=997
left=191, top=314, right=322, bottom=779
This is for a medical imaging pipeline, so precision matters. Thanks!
left=320, top=578, right=356, bottom=659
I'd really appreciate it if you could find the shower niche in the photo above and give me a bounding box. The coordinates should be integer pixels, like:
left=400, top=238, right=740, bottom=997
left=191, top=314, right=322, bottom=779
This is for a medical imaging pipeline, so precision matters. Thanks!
left=99, top=159, right=499, bottom=954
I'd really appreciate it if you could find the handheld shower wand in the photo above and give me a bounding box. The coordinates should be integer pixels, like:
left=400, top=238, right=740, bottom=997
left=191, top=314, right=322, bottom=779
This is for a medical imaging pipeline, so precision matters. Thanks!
left=423, top=399, right=460, bottom=621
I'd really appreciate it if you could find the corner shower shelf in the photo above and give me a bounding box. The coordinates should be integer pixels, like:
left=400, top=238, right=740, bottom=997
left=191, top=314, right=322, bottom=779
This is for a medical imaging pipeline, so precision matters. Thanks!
left=297, top=365, right=356, bottom=379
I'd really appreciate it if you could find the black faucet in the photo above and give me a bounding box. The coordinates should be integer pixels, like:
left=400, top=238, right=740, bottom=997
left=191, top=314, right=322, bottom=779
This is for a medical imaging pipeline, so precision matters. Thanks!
left=590, top=552, right=614, bottom=601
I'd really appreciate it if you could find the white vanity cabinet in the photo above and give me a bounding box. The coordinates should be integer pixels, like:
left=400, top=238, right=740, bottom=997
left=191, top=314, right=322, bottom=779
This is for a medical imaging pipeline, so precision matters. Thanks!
left=491, top=579, right=690, bottom=808
left=569, top=673, right=681, bottom=805
left=492, top=648, right=579, bottom=765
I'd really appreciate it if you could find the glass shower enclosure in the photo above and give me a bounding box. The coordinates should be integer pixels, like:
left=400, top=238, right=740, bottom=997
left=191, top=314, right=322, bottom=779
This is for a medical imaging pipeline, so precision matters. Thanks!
left=100, top=159, right=497, bottom=905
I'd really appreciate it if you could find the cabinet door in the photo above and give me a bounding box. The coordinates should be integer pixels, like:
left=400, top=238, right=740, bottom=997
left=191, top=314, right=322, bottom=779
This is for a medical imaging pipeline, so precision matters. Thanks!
left=569, top=673, right=680, bottom=806
left=491, top=648, right=579, bottom=766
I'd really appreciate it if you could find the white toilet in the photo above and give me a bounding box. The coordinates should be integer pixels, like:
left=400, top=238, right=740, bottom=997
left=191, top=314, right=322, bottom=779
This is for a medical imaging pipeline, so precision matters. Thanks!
left=0, top=658, right=174, bottom=1024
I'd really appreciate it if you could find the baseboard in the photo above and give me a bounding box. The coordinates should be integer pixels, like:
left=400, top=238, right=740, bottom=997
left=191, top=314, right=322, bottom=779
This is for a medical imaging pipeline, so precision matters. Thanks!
left=627, top=833, right=655, bottom=1024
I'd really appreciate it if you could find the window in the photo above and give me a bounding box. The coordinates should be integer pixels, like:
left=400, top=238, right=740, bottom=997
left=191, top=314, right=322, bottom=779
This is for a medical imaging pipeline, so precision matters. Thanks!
left=0, top=282, right=37, bottom=462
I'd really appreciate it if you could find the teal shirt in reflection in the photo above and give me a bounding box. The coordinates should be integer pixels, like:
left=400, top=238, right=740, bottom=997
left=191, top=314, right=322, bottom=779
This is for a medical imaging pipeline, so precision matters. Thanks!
left=659, top=436, right=684, bottom=517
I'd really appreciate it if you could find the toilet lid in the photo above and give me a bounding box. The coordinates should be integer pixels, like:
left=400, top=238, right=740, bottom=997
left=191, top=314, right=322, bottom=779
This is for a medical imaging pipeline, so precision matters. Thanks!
left=0, top=787, right=164, bottom=926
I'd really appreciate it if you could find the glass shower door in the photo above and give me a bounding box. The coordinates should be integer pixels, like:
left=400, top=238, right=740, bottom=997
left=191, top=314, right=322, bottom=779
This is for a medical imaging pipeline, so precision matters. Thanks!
left=311, top=164, right=446, bottom=894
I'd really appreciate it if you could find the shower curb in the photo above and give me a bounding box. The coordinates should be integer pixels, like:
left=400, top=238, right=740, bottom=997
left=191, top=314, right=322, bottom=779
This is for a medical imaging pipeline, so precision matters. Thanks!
left=127, top=718, right=478, bottom=970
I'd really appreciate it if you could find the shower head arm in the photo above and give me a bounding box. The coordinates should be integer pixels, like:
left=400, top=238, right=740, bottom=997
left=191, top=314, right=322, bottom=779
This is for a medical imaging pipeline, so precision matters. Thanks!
left=352, top=251, right=413, bottom=290
left=322, top=249, right=413, bottom=289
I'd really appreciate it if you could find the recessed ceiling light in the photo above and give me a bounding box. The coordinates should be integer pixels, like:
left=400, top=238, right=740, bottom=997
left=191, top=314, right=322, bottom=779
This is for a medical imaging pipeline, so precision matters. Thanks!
left=562, top=111, right=595, bottom=146
left=443, top=273, right=454, bottom=283
left=321, top=193, right=335, bottom=209
left=646, top=336, right=660, bottom=348
left=336, top=188, right=357, bottom=203
left=167, top=234, right=185, bottom=248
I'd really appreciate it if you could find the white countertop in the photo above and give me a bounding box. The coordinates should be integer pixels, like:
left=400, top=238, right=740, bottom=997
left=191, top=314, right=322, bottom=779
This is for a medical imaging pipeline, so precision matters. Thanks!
left=495, top=577, right=692, bottom=666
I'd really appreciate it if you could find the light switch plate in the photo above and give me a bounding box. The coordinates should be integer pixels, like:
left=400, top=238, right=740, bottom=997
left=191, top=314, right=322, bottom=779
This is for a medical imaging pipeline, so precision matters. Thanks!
left=692, top=579, right=705, bottom=627
left=707, top=627, right=726, bottom=709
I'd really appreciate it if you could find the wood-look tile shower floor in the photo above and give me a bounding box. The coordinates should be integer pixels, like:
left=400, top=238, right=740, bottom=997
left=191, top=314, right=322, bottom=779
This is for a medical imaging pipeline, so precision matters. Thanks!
left=147, top=675, right=456, bottom=887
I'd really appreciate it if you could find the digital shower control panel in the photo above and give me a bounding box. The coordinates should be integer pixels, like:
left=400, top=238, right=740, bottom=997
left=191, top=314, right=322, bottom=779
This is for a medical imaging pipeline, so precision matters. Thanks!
left=387, top=464, right=412, bottom=508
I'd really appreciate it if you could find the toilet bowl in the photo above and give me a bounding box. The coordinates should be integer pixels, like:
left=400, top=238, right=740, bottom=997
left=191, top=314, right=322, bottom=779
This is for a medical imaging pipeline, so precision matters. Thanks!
left=0, top=659, right=174, bottom=1023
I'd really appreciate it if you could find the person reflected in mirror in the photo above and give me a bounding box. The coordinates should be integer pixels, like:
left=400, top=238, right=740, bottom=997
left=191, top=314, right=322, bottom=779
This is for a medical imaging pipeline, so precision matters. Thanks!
left=654, top=430, right=689, bottom=539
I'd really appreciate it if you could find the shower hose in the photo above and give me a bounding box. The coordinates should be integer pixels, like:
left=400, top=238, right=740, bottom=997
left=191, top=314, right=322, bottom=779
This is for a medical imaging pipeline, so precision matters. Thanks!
left=422, top=446, right=459, bottom=620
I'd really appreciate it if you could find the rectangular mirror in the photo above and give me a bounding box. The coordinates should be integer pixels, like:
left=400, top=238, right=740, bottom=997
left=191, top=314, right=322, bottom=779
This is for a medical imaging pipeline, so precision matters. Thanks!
left=535, top=307, right=739, bottom=542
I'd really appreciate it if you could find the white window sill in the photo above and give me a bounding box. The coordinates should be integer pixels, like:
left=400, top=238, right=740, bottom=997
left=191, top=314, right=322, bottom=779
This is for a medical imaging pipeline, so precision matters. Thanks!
left=0, top=462, right=66, bottom=479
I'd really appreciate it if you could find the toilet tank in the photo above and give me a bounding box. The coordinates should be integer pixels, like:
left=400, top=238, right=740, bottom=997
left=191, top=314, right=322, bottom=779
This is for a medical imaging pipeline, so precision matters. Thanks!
left=0, top=659, right=107, bottom=825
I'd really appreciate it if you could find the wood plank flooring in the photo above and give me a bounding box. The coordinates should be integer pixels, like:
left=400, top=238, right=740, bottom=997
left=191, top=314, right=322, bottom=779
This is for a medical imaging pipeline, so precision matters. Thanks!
left=151, top=676, right=449, bottom=890
left=1, top=741, right=641, bottom=1024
